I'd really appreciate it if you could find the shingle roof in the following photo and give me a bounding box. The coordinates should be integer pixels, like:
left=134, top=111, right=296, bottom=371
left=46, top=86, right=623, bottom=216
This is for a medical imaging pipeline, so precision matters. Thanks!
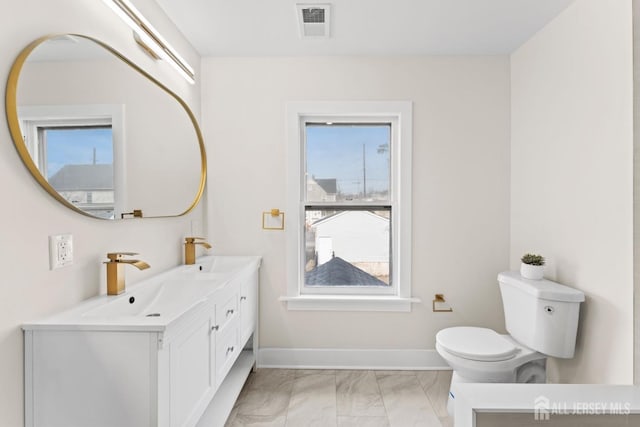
left=48, top=164, right=113, bottom=191
left=315, top=178, right=337, bottom=194
left=305, top=256, right=388, bottom=287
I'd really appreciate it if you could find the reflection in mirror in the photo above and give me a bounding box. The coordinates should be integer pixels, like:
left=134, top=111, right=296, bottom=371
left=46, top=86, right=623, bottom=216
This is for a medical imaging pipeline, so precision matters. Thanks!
left=19, top=104, right=120, bottom=219
left=6, top=35, right=206, bottom=219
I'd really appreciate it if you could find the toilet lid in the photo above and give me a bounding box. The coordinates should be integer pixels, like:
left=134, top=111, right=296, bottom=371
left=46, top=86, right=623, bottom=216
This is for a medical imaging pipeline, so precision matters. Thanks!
left=436, top=327, right=519, bottom=362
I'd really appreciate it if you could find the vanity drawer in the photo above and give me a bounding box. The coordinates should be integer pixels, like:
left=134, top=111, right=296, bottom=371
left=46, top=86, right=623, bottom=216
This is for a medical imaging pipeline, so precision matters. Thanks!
left=215, top=293, right=238, bottom=329
left=215, top=321, right=239, bottom=386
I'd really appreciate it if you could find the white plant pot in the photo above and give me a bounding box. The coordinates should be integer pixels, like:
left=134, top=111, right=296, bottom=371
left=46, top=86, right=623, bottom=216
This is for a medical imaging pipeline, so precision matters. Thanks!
left=520, top=263, right=544, bottom=280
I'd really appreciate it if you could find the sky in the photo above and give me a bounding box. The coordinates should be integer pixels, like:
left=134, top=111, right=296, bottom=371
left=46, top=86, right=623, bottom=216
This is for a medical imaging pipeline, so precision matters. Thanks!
left=45, top=127, right=113, bottom=178
left=306, top=124, right=390, bottom=198
left=44, top=124, right=387, bottom=194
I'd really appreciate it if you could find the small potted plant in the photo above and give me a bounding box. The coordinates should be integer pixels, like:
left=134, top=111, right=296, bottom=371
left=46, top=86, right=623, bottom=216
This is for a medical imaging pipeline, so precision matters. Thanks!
left=520, top=253, right=545, bottom=280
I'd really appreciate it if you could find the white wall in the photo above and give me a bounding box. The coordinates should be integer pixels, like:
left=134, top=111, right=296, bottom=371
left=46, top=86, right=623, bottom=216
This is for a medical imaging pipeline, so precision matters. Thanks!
left=0, top=1, right=204, bottom=426
left=202, top=57, right=511, bottom=351
left=511, top=0, right=633, bottom=383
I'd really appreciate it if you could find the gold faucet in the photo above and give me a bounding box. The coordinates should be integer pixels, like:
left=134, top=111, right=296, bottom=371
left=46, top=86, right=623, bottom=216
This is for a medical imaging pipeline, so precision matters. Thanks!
left=184, top=237, right=212, bottom=265
left=104, top=252, right=150, bottom=295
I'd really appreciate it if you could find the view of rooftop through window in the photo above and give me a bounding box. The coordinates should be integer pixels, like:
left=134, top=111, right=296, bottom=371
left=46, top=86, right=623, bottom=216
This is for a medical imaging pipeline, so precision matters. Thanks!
left=43, top=126, right=115, bottom=219
left=304, top=123, right=392, bottom=288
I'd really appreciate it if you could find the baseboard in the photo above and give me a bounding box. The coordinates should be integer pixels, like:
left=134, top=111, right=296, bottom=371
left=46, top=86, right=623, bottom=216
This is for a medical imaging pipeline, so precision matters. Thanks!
left=257, top=348, right=450, bottom=370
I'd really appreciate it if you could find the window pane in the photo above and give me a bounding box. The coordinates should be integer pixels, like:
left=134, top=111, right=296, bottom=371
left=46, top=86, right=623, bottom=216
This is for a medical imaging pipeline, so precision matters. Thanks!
left=44, top=126, right=115, bottom=219
left=304, top=207, right=391, bottom=287
left=305, top=124, right=390, bottom=203
left=44, top=127, right=113, bottom=178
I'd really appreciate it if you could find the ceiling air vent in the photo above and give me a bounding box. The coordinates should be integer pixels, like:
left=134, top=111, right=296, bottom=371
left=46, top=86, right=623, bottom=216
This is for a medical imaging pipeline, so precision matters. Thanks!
left=296, top=3, right=331, bottom=38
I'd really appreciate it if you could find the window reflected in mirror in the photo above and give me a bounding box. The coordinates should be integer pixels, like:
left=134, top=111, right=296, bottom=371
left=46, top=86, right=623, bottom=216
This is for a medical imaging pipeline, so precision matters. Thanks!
left=19, top=104, right=122, bottom=219
left=44, top=126, right=114, bottom=219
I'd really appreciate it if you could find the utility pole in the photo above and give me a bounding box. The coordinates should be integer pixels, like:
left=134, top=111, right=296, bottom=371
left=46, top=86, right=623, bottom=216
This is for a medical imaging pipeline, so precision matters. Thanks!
left=362, top=143, right=367, bottom=198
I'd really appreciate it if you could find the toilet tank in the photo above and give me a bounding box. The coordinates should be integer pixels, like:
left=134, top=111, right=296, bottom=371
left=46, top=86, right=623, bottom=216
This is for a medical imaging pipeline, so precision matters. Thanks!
left=498, top=271, right=585, bottom=358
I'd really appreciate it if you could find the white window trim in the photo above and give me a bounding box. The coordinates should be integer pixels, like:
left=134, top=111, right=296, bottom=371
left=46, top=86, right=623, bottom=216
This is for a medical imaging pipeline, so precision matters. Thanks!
left=283, top=101, right=417, bottom=312
left=18, top=104, right=126, bottom=217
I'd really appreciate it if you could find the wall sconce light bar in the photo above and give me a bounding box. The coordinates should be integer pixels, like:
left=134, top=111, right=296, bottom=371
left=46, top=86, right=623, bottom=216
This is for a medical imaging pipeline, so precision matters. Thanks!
left=103, top=0, right=195, bottom=84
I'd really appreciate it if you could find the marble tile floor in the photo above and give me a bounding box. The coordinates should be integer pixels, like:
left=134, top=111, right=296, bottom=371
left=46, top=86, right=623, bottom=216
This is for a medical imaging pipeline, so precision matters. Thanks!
left=225, top=369, right=454, bottom=427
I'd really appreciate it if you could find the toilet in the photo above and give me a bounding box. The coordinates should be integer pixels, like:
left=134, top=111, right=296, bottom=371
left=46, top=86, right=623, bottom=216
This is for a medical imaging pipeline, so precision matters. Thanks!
left=436, top=271, right=585, bottom=415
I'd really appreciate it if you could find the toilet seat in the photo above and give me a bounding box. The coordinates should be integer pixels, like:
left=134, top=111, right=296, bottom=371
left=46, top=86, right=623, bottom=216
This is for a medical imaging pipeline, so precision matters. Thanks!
left=436, top=327, right=519, bottom=362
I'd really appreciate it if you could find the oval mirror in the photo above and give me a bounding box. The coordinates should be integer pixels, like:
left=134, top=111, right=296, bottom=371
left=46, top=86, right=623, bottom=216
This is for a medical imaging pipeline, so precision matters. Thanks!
left=5, top=34, right=206, bottom=219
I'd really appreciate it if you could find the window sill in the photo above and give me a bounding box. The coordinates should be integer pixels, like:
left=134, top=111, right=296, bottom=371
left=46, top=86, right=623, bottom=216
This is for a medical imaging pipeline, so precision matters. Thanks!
left=279, top=295, right=421, bottom=312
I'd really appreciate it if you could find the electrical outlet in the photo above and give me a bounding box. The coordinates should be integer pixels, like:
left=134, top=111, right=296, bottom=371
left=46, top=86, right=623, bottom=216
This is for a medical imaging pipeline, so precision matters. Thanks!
left=49, top=234, right=73, bottom=270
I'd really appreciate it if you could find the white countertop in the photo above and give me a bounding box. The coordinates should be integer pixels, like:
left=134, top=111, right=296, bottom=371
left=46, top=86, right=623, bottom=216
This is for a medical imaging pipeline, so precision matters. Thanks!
left=22, top=255, right=261, bottom=332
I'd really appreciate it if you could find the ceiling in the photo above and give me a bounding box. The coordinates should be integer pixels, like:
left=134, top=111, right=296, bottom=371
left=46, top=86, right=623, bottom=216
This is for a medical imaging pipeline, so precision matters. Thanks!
left=155, top=0, right=576, bottom=57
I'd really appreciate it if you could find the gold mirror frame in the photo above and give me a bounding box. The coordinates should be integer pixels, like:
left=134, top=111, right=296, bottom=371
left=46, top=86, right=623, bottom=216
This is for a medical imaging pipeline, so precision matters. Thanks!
left=5, top=34, right=207, bottom=219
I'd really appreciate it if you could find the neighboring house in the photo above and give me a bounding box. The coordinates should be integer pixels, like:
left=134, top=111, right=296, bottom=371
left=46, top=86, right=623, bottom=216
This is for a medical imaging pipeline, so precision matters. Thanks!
left=311, top=210, right=389, bottom=279
left=306, top=176, right=337, bottom=202
left=48, top=164, right=114, bottom=218
left=306, top=176, right=339, bottom=224
left=305, top=256, right=388, bottom=287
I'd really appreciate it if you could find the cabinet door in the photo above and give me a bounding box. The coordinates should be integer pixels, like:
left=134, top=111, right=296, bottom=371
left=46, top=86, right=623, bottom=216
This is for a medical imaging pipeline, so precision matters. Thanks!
left=27, top=330, right=155, bottom=427
left=170, top=316, right=214, bottom=427
left=239, top=269, right=258, bottom=345
left=215, top=319, right=240, bottom=387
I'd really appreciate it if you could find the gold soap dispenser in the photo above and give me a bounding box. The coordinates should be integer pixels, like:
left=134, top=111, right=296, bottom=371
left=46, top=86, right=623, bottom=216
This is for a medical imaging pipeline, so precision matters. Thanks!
left=104, top=252, right=150, bottom=295
left=184, top=237, right=212, bottom=265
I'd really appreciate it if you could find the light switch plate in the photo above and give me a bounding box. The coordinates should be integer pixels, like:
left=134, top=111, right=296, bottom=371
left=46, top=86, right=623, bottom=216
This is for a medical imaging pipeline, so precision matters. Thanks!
left=49, top=234, right=73, bottom=270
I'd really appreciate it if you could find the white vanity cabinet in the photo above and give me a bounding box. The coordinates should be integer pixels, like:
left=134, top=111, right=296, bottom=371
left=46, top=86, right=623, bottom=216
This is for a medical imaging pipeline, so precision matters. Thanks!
left=239, top=267, right=258, bottom=345
left=23, top=256, right=260, bottom=427
left=166, top=308, right=216, bottom=427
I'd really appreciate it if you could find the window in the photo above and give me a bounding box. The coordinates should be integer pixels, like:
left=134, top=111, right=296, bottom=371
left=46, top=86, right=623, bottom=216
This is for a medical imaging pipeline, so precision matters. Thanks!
left=19, top=105, right=124, bottom=219
left=304, top=123, right=392, bottom=293
left=285, top=102, right=413, bottom=311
